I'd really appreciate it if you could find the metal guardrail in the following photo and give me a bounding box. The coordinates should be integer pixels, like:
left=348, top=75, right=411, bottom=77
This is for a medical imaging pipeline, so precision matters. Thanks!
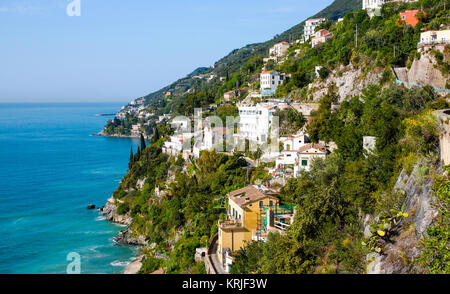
left=395, top=79, right=450, bottom=94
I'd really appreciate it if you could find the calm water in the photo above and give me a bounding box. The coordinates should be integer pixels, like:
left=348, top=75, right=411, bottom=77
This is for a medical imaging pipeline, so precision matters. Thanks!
left=0, top=103, right=140, bottom=274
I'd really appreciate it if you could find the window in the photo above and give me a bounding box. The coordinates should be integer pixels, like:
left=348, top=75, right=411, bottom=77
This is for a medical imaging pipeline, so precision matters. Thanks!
left=269, top=200, right=273, bottom=206
left=259, top=200, right=263, bottom=207
left=301, top=160, right=308, bottom=166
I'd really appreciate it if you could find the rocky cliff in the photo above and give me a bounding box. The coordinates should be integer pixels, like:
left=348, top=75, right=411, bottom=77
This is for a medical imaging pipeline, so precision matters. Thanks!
left=366, top=164, right=440, bottom=274
left=100, top=197, right=147, bottom=246
left=308, top=63, right=384, bottom=102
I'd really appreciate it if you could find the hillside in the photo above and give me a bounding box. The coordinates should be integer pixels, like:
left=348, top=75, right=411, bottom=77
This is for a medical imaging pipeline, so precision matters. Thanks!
left=103, top=0, right=362, bottom=135
left=101, top=0, right=449, bottom=275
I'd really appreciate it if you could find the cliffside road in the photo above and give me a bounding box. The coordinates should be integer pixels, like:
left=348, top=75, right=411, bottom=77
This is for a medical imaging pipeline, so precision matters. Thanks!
left=207, top=234, right=226, bottom=274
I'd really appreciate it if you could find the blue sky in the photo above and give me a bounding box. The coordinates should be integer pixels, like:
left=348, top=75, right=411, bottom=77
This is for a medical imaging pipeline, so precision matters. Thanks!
left=0, top=0, right=333, bottom=102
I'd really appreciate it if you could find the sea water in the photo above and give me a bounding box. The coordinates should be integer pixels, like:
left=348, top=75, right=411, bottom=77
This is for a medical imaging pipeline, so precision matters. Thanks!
left=0, top=103, right=140, bottom=273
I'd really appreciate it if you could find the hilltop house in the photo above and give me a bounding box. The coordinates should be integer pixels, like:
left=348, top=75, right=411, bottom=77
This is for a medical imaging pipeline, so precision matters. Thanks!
left=269, top=42, right=290, bottom=57
left=311, top=29, right=333, bottom=48
left=304, top=18, right=326, bottom=40
left=217, top=185, right=295, bottom=272
left=399, top=9, right=419, bottom=27
left=260, top=70, right=285, bottom=96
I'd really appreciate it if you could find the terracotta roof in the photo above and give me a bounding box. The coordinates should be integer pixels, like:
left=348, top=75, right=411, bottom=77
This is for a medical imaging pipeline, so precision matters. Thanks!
left=228, top=185, right=278, bottom=208
left=297, top=143, right=329, bottom=154
left=261, top=70, right=275, bottom=74
left=307, top=18, right=323, bottom=21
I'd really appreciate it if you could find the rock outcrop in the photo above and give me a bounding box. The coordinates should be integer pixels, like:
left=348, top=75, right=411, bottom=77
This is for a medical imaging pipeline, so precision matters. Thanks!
left=101, top=197, right=132, bottom=225
left=393, top=47, right=449, bottom=90
left=308, top=64, right=383, bottom=102
left=366, top=165, right=440, bottom=274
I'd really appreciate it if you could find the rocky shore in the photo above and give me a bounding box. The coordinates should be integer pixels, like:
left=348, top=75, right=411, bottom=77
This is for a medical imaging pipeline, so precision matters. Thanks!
left=92, top=130, right=141, bottom=139
left=100, top=196, right=147, bottom=273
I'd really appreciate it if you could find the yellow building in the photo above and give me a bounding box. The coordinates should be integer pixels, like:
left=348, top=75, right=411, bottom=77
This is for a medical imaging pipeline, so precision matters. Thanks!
left=217, top=185, right=279, bottom=269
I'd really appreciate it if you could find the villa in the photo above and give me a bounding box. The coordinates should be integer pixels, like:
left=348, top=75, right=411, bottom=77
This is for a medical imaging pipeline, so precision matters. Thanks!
left=236, top=103, right=277, bottom=145
left=293, top=143, right=330, bottom=176
left=304, top=18, right=326, bottom=40
left=260, top=70, right=285, bottom=96
left=311, top=29, right=333, bottom=48
left=269, top=42, right=290, bottom=57
left=217, top=185, right=295, bottom=272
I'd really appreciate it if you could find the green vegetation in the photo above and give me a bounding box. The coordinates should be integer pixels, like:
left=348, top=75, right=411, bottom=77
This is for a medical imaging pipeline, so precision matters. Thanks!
left=416, top=166, right=450, bottom=273
left=106, top=0, right=449, bottom=274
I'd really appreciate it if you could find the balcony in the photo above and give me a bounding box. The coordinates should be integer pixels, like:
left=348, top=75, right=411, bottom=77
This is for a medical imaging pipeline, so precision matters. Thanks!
left=218, top=219, right=242, bottom=230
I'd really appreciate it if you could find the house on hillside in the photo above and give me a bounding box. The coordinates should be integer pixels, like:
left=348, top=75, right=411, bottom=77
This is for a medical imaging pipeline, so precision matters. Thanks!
left=418, top=29, right=450, bottom=51
left=269, top=42, right=290, bottom=57
left=217, top=185, right=295, bottom=272
left=311, top=29, right=333, bottom=48
left=236, top=103, right=277, bottom=145
left=293, top=143, right=330, bottom=176
left=274, top=133, right=311, bottom=171
left=223, top=90, right=236, bottom=101
left=399, top=9, right=419, bottom=27
left=260, top=70, right=285, bottom=96
left=304, top=18, right=326, bottom=40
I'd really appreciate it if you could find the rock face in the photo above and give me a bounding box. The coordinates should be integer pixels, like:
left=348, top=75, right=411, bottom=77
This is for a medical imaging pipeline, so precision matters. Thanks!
left=407, top=48, right=448, bottom=89
left=308, top=64, right=383, bottom=102
left=113, top=228, right=147, bottom=246
left=393, top=46, right=449, bottom=90
left=366, top=166, right=439, bottom=274
left=101, top=197, right=132, bottom=225
left=101, top=196, right=147, bottom=247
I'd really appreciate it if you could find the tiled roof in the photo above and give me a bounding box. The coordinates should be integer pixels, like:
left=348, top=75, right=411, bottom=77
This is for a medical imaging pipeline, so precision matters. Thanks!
left=228, top=185, right=278, bottom=208
left=297, top=143, right=329, bottom=154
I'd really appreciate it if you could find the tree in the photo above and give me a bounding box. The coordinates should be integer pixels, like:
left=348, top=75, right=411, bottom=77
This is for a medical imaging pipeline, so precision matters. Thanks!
left=129, top=145, right=134, bottom=169
left=140, top=133, right=147, bottom=151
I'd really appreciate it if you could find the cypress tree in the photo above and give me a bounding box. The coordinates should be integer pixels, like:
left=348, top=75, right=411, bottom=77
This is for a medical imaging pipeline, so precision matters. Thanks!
left=140, top=133, right=146, bottom=151
left=128, top=145, right=134, bottom=169
left=152, top=127, right=160, bottom=143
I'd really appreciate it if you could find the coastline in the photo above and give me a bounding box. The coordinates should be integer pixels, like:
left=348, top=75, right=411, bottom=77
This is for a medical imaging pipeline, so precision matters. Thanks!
left=92, top=130, right=142, bottom=139
left=100, top=196, right=146, bottom=274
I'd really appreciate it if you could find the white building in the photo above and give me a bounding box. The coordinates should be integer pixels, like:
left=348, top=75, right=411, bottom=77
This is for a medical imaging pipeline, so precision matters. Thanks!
left=236, top=104, right=277, bottom=144
left=304, top=18, right=326, bottom=40
left=282, top=133, right=309, bottom=151
left=311, top=29, right=333, bottom=48
left=269, top=42, right=290, bottom=57
left=293, top=143, right=330, bottom=176
left=275, top=133, right=310, bottom=167
left=362, top=0, right=385, bottom=17
left=260, top=70, right=285, bottom=92
left=419, top=29, right=450, bottom=46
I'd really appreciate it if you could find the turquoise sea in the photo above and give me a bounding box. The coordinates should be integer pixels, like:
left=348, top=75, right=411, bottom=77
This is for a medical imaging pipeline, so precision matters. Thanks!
left=0, top=103, right=140, bottom=274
